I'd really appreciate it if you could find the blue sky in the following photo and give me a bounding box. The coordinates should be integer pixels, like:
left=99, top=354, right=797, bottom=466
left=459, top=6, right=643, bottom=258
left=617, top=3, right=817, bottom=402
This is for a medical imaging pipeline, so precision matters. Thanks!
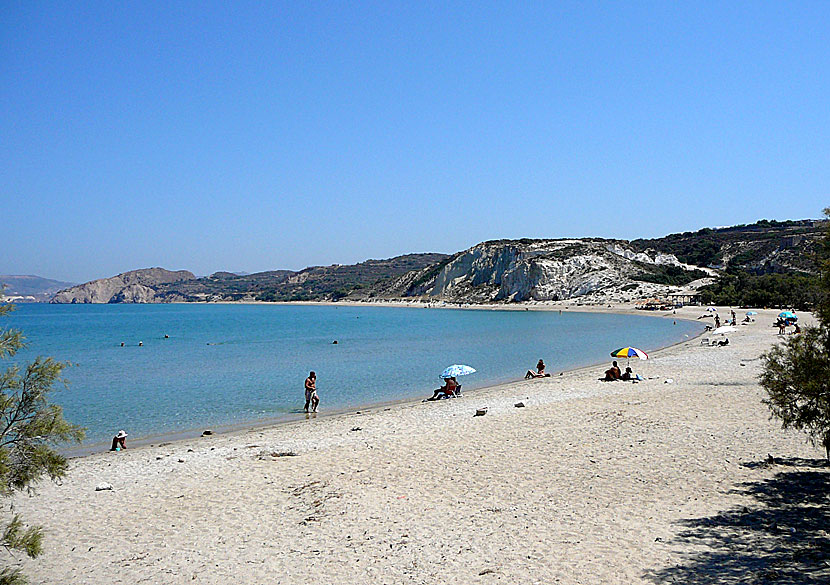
left=2, top=2, right=828, bottom=282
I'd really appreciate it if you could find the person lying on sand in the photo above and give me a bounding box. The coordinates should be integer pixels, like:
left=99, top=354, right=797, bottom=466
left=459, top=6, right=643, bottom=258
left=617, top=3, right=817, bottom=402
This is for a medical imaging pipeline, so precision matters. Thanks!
left=525, top=359, right=552, bottom=379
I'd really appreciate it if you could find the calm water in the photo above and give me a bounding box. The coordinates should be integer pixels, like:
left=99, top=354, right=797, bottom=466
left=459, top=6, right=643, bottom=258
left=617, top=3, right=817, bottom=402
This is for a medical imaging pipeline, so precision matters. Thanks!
left=5, top=304, right=701, bottom=446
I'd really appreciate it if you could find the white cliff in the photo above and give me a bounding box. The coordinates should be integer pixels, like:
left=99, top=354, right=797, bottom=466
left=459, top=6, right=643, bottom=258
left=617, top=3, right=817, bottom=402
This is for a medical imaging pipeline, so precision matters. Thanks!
left=392, top=239, right=710, bottom=303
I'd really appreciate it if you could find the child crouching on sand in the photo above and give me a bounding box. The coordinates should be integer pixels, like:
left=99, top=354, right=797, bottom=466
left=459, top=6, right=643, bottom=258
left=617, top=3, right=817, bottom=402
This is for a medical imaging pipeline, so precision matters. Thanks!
left=110, top=430, right=127, bottom=451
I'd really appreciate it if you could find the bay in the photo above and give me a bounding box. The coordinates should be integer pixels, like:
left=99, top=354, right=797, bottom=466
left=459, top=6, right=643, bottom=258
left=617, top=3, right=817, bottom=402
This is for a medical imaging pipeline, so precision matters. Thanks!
left=5, top=303, right=702, bottom=447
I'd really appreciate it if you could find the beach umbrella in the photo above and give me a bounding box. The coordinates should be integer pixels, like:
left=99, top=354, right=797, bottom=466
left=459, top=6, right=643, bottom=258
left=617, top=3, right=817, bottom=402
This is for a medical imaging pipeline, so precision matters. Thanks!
left=439, top=364, right=476, bottom=379
left=706, top=307, right=717, bottom=312
left=745, top=311, right=758, bottom=316
left=778, top=311, right=797, bottom=321
left=610, top=347, right=649, bottom=360
left=712, top=326, right=737, bottom=335
left=610, top=346, right=648, bottom=368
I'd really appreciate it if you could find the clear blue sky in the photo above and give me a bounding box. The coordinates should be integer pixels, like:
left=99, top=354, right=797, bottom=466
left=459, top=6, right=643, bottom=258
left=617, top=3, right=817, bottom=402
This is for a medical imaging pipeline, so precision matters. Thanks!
left=2, top=2, right=828, bottom=283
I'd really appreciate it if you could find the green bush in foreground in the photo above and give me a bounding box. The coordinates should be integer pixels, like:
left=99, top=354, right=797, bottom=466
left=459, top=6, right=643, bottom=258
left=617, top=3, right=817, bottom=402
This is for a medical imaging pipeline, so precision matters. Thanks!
left=760, top=207, right=830, bottom=459
left=0, top=301, right=84, bottom=583
left=761, top=326, right=830, bottom=459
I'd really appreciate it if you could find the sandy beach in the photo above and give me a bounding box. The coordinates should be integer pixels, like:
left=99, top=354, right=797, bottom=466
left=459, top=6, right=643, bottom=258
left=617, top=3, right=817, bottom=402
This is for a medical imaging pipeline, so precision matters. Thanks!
left=8, top=306, right=828, bottom=584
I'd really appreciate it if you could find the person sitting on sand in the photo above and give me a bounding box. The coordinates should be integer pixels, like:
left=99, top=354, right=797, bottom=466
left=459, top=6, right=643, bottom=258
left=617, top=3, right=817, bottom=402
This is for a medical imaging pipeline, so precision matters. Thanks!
left=110, top=430, right=127, bottom=451
left=525, top=359, right=552, bottom=379
left=602, top=361, right=622, bottom=381
left=621, top=366, right=635, bottom=381
left=793, top=323, right=801, bottom=334
left=427, top=377, right=458, bottom=401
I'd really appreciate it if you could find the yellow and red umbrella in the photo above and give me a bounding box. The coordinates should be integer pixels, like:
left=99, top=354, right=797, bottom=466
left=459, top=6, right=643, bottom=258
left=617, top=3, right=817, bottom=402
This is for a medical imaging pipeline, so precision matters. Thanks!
left=610, top=347, right=649, bottom=360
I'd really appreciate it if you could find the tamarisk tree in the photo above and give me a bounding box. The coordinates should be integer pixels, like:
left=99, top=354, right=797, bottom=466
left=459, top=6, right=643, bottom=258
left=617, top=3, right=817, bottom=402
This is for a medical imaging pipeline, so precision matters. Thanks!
left=0, top=300, right=84, bottom=584
left=760, top=208, right=830, bottom=459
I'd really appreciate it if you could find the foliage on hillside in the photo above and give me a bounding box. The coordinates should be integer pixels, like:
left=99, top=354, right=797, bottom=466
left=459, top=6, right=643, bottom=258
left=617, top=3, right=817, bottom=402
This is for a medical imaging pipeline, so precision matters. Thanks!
left=631, top=264, right=708, bottom=286
left=252, top=254, right=449, bottom=302
left=697, top=271, right=821, bottom=309
left=145, top=255, right=449, bottom=302
left=46, top=218, right=825, bottom=306
left=155, top=270, right=295, bottom=301
left=632, top=219, right=823, bottom=272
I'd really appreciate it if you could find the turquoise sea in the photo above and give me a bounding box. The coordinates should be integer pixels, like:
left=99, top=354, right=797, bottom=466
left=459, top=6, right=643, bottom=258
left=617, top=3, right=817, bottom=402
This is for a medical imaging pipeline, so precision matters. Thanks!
left=5, top=304, right=702, bottom=447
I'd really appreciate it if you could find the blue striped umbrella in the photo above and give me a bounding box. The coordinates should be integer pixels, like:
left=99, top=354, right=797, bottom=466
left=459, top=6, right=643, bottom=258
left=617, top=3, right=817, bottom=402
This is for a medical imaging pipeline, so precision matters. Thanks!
left=439, top=364, right=476, bottom=379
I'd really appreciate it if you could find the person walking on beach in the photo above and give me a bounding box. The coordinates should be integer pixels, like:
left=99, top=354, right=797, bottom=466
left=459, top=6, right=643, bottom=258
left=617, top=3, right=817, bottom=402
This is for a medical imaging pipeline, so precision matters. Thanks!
left=304, top=371, right=319, bottom=413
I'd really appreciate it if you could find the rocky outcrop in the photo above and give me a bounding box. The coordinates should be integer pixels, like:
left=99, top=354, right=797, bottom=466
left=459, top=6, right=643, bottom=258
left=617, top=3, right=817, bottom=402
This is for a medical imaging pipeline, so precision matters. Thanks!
left=385, top=239, right=705, bottom=303
left=51, top=268, right=195, bottom=304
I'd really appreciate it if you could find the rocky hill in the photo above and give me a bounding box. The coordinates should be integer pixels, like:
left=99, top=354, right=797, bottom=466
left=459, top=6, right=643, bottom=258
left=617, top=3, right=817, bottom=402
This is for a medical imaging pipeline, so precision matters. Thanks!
left=631, top=219, right=822, bottom=274
left=369, top=220, right=823, bottom=305
left=249, top=254, right=449, bottom=302
left=370, top=238, right=710, bottom=304
left=50, top=255, right=448, bottom=303
left=51, top=268, right=195, bottom=303
left=47, top=219, right=824, bottom=305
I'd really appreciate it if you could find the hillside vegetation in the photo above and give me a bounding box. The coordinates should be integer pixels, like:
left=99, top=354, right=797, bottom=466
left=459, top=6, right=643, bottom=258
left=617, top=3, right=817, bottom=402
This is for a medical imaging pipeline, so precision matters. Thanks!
left=49, top=218, right=825, bottom=307
left=632, top=219, right=821, bottom=274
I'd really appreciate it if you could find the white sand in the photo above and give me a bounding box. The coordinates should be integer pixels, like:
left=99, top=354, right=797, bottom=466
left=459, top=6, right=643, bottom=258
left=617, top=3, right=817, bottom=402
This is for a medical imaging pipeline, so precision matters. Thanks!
left=8, top=307, right=826, bottom=584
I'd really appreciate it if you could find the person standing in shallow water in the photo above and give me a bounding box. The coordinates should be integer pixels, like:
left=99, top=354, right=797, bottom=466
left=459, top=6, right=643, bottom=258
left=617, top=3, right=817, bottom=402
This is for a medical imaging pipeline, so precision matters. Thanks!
left=304, top=371, right=319, bottom=413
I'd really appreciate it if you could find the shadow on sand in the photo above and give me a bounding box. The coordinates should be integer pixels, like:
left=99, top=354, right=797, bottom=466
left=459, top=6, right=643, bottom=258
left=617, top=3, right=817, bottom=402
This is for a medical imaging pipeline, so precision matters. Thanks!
left=647, top=458, right=830, bottom=584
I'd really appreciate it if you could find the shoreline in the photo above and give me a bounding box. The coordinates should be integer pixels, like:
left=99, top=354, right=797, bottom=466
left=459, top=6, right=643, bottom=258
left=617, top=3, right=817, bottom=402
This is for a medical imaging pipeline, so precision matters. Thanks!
left=65, top=302, right=703, bottom=458
left=12, top=305, right=825, bottom=584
